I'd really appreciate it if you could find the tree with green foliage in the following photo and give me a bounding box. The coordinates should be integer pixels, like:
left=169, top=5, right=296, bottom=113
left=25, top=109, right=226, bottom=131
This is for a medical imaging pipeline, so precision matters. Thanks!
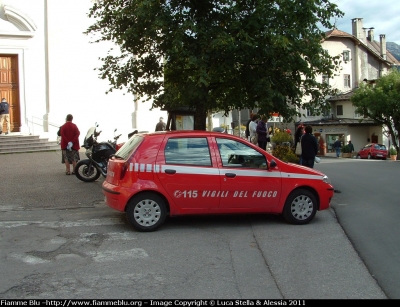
left=85, top=0, right=343, bottom=130
left=351, top=69, right=400, bottom=155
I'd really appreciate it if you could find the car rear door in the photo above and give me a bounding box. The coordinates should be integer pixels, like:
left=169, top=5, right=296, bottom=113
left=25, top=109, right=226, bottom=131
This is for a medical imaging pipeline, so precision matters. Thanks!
left=156, top=136, right=221, bottom=212
left=213, top=137, right=281, bottom=210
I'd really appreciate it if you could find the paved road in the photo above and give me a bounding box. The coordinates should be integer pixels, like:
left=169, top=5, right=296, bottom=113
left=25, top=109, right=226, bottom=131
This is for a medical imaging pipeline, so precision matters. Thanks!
left=0, top=151, right=387, bottom=299
left=315, top=157, right=400, bottom=299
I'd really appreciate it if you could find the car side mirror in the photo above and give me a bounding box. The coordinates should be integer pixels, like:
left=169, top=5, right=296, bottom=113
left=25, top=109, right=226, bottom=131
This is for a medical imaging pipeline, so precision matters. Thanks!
left=269, top=159, right=277, bottom=168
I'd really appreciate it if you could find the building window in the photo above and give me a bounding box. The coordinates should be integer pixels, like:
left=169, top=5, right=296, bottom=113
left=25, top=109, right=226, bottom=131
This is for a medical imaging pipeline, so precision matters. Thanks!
left=322, top=75, right=329, bottom=84
left=337, top=105, right=343, bottom=116
left=343, top=50, right=350, bottom=62
left=344, top=74, right=351, bottom=88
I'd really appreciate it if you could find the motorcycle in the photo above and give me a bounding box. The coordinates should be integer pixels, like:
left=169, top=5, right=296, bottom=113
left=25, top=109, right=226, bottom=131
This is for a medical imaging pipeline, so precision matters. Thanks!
left=74, top=125, right=123, bottom=182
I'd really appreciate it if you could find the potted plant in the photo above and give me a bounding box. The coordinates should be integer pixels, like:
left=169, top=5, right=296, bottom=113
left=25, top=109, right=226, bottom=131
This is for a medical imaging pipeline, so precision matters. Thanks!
left=389, top=146, right=397, bottom=160
left=272, top=144, right=299, bottom=163
left=341, top=144, right=352, bottom=158
left=270, top=130, right=293, bottom=149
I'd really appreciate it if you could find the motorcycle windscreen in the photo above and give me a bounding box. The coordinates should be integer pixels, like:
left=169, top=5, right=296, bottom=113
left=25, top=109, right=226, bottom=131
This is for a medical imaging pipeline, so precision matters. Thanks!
left=83, top=127, right=96, bottom=148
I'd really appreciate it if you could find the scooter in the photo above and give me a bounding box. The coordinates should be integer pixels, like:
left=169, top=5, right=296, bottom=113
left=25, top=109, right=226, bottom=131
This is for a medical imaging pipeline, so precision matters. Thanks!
left=74, top=125, right=123, bottom=182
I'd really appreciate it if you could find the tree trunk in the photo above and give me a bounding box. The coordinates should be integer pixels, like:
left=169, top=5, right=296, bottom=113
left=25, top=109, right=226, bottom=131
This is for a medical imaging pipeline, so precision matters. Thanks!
left=194, top=102, right=207, bottom=130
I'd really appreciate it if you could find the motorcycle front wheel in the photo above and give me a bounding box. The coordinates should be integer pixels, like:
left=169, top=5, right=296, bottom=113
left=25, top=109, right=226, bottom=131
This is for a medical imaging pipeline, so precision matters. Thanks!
left=74, top=159, right=101, bottom=182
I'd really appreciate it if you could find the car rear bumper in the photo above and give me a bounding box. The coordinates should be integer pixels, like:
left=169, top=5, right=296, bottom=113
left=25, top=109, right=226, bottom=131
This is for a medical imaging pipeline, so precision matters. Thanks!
left=102, top=181, right=130, bottom=212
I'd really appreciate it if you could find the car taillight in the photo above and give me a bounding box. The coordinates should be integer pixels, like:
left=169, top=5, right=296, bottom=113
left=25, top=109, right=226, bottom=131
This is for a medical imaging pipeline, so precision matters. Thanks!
left=120, top=160, right=129, bottom=180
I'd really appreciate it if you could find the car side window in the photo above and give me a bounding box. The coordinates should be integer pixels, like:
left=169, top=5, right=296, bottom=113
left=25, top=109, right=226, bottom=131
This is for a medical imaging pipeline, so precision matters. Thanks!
left=165, top=137, right=212, bottom=166
left=216, top=138, right=267, bottom=169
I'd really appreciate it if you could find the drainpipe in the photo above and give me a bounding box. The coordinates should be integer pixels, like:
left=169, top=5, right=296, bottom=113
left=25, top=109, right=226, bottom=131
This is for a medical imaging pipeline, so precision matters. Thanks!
left=44, top=0, right=50, bottom=132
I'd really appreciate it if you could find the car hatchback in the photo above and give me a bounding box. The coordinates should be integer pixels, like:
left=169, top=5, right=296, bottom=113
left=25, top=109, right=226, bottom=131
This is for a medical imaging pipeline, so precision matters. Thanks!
left=356, top=143, right=388, bottom=160
left=102, top=131, right=335, bottom=231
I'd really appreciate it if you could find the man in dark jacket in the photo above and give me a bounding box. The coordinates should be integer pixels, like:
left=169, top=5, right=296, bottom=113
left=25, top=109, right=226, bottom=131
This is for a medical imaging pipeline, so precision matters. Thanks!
left=155, top=117, right=166, bottom=131
left=333, top=138, right=342, bottom=157
left=256, top=115, right=268, bottom=150
left=301, top=125, right=318, bottom=168
left=0, top=98, right=10, bottom=135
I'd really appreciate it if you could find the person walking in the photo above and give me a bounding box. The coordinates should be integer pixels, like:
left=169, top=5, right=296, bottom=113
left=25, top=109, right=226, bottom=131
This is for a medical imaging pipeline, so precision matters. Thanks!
left=301, top=125, right=318, bottom=168
left=333, top=138, right=342, bottom=158
left=0, top=98, right=11, bottom=135
left=256, top=115, right=268, bottom=150
left=155, top=117, right=166, bottom=131
left=60, top=114, right=80, bottom=175
left=348, top=140, right=354, bottom=152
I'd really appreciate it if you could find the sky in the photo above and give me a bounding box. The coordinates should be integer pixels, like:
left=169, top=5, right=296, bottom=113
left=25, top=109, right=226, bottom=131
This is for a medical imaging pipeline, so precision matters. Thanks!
left=325, top=0, right=400, bottom=45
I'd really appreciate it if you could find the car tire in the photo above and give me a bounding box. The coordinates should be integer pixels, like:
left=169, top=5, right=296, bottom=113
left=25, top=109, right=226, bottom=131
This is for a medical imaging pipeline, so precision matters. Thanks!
left=356, top=154, right=361, bottom=159
left=126, top=192, right=167, bottom=232
left=368, top=154, right=372, bottom=159
left=282, top=189, right=317, bottom=225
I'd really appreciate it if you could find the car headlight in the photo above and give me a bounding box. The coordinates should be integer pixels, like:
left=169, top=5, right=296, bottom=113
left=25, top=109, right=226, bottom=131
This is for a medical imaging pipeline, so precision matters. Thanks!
left=322, top=175, right=331, bottom=184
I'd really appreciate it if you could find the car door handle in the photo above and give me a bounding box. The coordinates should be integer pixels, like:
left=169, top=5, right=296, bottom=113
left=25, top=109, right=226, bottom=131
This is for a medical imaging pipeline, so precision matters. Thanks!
left=165, top=169, right=176, bottom=174
left=225, top=173, right=236, bottom=178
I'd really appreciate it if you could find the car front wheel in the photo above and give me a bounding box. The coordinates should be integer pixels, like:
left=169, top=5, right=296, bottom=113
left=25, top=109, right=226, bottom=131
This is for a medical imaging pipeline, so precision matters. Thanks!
left=282, top=189, right=317, bottom=225
left=126, top=192, right=167, bottom=232
left=356, top=154, right=361, bottom=159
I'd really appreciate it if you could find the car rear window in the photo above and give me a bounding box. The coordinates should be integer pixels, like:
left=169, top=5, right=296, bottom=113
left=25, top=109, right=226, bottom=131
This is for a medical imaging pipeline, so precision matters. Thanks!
left=115, top=135, right=143, bottom=160
left=165, top=137, right=212, bottom=166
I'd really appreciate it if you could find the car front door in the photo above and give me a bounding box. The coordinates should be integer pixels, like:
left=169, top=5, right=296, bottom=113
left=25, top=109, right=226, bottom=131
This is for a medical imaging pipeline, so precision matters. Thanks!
left=214, top=137, right=281, bottom=210
left=359, top=144, right=371, bottom=158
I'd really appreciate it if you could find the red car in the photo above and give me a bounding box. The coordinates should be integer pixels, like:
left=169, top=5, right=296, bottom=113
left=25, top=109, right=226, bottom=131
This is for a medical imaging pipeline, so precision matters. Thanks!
left=102, top=131, right=335, bottom=231
left=356, top=143, right=388, bottom=160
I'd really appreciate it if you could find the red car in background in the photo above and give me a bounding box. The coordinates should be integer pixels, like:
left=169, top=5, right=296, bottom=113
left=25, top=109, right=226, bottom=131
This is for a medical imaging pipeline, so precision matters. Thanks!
left=356, top=143, right=388, bottom=160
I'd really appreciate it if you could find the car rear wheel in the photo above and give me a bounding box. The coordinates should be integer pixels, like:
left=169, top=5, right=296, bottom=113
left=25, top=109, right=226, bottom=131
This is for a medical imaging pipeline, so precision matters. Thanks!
left=126, top=192, right=167, bottom=232
left=356, top=154, right=361, bottom=159
left=368, top=154, right=372, bottom=159
left=282, top=189, right=317, bottom=225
